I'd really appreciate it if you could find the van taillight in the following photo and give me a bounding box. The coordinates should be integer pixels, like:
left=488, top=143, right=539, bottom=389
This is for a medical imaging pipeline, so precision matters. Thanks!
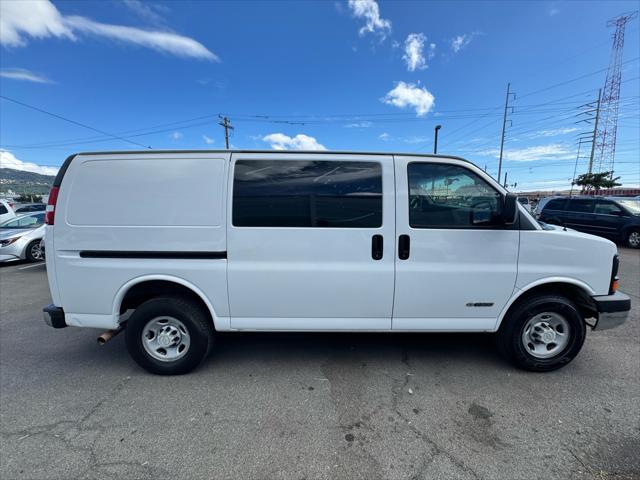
left=609, top=255, right=619, bottom=295
left=45, top=187, right=59, bottom=225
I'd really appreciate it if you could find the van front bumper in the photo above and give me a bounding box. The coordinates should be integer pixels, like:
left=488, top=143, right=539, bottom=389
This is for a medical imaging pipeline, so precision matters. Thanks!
left=43, top=304, right=67, bottom=329
left=592, top=291, right=631, bottom=330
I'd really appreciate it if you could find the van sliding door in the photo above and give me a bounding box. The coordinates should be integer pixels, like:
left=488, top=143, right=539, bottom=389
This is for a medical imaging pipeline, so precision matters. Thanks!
left=227, top=153, right=395, bottom=330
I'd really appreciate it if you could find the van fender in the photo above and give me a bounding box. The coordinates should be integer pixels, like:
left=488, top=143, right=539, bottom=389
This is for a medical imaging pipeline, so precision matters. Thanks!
left=495, top=277, right=596, bottom=330
left=112, top=274, right=228, bottom=331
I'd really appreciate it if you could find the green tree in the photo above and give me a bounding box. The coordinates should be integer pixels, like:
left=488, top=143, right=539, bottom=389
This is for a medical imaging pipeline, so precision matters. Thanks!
left=574, top=171, right=621, bottom=191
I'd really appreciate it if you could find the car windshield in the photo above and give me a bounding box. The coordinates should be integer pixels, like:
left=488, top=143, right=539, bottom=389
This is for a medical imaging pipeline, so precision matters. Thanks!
left=0, top=213, right=45, bottom=229
left=617, top=199, right=640, bottom=215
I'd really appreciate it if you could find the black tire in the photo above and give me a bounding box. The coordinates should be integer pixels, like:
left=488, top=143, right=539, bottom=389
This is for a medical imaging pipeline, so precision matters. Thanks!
left=125, top=296, right=215, bottom=375
left=626, top=228, right=640, bottom=249
left=497, top=294, right=586, bottom=372
left=25, top=239, right=44, bottom=262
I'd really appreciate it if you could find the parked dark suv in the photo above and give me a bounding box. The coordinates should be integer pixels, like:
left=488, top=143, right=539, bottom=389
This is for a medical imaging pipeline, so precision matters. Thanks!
left=539, top=196, right=640, bottom=248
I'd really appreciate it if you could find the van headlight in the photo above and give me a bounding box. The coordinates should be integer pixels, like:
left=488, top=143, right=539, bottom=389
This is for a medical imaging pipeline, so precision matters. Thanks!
left=0, top=236, right=21, bottom=247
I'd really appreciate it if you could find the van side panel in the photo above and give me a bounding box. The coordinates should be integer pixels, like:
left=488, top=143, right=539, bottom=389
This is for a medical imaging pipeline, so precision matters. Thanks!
left=52, top=153, right=230, bottom=327
left=517, top=229, right=615, bottom=296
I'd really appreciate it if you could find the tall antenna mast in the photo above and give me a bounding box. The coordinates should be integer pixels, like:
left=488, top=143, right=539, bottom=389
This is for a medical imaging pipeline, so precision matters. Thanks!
left=594, top=11, right=637, bottom=176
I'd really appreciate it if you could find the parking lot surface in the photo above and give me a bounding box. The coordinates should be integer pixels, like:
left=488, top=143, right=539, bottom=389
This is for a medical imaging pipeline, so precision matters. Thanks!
left=1, top=249, right=639, bottom=480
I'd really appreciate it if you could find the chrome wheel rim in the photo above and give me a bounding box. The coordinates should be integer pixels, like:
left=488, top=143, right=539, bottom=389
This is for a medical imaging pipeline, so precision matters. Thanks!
left=30, top=243, right=43, bottom=261
left=142, top=316, right=190, bottom=362
left=521, top=312, right=570, bottom=359
left=629, top=231, right=640, bottom=248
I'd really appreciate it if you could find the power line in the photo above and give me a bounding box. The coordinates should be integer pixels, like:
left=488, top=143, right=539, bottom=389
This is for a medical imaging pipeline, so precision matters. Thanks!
left=0, top=95, right=152, bottom=150
left=516, top=56, right=640, bottom=100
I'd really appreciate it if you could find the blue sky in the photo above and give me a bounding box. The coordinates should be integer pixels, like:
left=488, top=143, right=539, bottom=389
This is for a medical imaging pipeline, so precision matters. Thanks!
left=0, top=0, right=638, bottom=191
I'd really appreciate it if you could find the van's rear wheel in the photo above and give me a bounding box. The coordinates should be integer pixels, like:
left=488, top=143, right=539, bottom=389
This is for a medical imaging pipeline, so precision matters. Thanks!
left=497, top=294, right=586, bottom=372
left=125, top=296, right=214, bottom=375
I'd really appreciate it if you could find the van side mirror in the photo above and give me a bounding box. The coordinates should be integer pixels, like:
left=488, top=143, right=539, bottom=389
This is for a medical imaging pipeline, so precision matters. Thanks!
left=502, top=193, right=518, bottom=225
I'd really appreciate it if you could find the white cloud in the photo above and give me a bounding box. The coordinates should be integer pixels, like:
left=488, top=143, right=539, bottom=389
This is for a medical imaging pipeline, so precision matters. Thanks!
left=344, top=121, right=373, bottom=128
left=347, top=0, right=391, bottom=40
left=170, top=131, right=183, bottom=140
left=524, top=127, right=578, bottom=139
left=549, top=7, right=560, bottom=16
left=403, top=33, right=428, bottom=71
left=379, top=132, right=391, bottom=141
left=382, top=81, right=435, bottom=117
left=65, top=16, right=218, bottom=61
left=0, top=0, right=74, bottom=47
left=0, top=0, right=218, bottom=61
left=478, top=144, right=574, bottom=162
left=0, top=68, right=53, bottom=83
left=403, top=136, right=429, bottom=144
left=203, top=135, right=215, bottom=144
left=518, top=179, right=571, bottom=191
left=451, top=32, right=481, bottom=53
left=263, top=133, right=327, bottom=151
left=0, top=150, right=59, bottom=176
left=122, top=0, right=169, bottom=27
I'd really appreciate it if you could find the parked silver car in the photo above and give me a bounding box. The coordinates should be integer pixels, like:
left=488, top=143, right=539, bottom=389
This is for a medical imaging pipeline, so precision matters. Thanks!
left=0, top=212, right=45, bottom=263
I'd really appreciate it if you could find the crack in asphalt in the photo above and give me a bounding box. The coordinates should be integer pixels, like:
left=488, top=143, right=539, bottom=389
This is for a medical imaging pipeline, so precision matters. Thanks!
left=390, top=347, right=483, bottom=480
left=0, top=375, right=167, bottom=479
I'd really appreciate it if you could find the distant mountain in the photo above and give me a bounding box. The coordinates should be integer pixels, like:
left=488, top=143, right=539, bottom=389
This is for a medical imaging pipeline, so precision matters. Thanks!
left=0, top=168, right=55, bottom=195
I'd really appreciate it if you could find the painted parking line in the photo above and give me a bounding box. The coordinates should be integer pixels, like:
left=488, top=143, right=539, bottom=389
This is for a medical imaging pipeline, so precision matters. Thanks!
left=18, top=263, right=46, bottom=270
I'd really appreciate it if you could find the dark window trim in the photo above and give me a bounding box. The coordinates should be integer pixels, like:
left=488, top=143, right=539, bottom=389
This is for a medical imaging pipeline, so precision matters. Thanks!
left=79, top=251, right=226, bottom=259
left=406, top=161, right=516, bottom=231
left=231, top=158, right=384, bottom=229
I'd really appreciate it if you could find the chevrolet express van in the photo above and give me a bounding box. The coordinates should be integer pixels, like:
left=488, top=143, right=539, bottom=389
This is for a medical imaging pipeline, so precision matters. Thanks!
left=42, top=151, right=631, bottom=375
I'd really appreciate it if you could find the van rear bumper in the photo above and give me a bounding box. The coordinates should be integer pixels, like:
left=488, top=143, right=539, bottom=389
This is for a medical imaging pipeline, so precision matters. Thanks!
left=592, top=291, right=631, bottom=330
left=43, top=304, right=67, bottom=329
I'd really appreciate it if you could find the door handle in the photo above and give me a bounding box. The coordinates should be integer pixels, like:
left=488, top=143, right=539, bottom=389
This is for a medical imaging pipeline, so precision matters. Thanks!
left=371, top=234, right=383, bottom=260
left=398, top=234, right=410, bottom=260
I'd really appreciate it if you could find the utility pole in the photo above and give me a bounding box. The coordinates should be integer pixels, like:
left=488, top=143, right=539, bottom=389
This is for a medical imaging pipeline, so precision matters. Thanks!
left=503, top=171, right=508, bottom=189
left=218, top=115, right=234, bottom=149
left=588, top=89, right=602, bottom=174
left=497, top=83, right=515, bottom=185
left=433, top=125, right=442, bottom=154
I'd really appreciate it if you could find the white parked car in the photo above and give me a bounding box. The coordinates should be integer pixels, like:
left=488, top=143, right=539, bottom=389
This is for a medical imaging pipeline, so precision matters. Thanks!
left=0, top=212, right=45, bottom=262
left=0, top=199, right=17, bottom=224
left=43, top=151, right=630, bottom=375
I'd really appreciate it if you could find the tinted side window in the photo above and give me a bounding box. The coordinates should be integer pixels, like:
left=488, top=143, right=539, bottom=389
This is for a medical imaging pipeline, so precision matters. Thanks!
left=544, top=198, right=567, bottom=210
left=233, top=160, right=382, bottom=228
left=0, top=205, right=7, bottom=214
left=594, top=201, right=623, bottom=215
left=566, top=199, right=595, bottom=213
left=408, top=163, right=502, bottom=228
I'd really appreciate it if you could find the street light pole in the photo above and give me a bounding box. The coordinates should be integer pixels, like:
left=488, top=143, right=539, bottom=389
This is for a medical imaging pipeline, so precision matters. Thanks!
left=434, top=125, right=442, bottom=154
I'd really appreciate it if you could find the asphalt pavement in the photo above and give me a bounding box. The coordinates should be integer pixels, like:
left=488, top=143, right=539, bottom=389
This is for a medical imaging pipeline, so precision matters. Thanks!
left=0, top=249, right=638, bottom=480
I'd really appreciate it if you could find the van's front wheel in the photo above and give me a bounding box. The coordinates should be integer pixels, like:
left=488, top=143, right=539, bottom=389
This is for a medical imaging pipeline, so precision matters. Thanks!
left=498, top=294, right=586, bottom=372
left=125, top=296, right=214, bottom=375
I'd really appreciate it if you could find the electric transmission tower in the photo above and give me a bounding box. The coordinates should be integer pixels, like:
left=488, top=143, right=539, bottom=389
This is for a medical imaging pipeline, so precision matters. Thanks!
left=594, top=11, right=637, bottom=176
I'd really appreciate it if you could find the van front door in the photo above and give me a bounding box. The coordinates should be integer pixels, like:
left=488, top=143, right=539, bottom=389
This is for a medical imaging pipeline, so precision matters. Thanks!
left=227, top=153, right=395, bottom=330
left=392, top=157, right=519, bottom=331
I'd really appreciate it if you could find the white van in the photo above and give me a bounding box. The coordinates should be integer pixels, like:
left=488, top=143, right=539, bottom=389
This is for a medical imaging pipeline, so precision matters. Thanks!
left=43, top=151, right=630, bottom=375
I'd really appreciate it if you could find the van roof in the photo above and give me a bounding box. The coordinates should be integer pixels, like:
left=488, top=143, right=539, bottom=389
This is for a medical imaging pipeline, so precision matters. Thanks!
left=53, top=150, right=472, bottom=187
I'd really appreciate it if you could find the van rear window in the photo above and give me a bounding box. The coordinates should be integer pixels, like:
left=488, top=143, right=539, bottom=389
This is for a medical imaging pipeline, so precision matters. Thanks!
left=232, top=160, right=382, bottom=228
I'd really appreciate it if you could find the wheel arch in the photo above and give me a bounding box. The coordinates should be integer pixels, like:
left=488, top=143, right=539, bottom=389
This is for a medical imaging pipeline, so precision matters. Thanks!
left=496, top=278, right=597, bottom=330
left=113, top=275, right=224, bottom=331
